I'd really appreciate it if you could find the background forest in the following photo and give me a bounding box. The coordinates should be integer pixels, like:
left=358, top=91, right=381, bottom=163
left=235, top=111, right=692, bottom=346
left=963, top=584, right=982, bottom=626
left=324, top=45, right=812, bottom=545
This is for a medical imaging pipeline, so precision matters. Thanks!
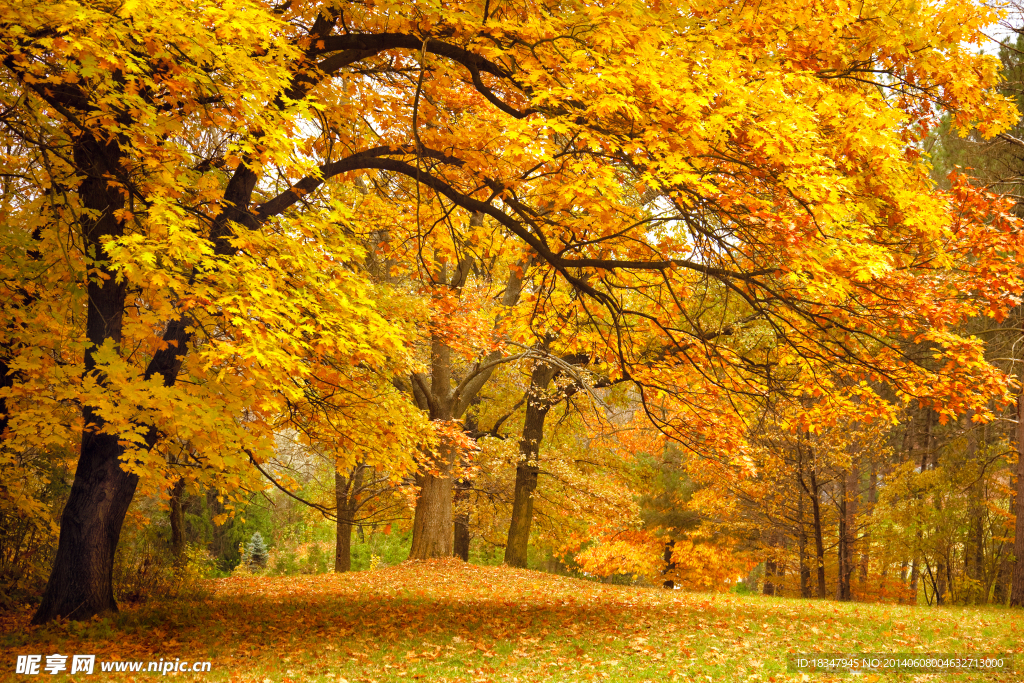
left=3, top=0, right=1024, bottom=634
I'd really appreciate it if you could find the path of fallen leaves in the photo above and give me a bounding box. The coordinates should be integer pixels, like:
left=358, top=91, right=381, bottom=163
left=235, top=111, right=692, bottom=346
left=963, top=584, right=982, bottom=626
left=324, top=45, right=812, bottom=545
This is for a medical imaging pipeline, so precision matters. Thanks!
left=2, top=560, right=1021, bottom=682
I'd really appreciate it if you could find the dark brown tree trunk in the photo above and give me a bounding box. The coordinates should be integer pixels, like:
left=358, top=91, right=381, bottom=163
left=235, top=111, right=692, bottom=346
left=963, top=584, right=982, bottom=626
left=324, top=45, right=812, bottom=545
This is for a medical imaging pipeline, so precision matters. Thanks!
left=836, top=483, right=850, bottom=601
left=335, top=466, right=363, bottom=572
left=504, top=360, right=558, bottom=568
left=206, top=489, right=230, bottom=563
left=1010, top=387, right=1024, bottom=607
left=662, top=540, right=676, bottom=589
left=763, top=557, right=777, bottom=596
left=859, top=465, right=876, bottom=584
left=836, top=465, right=856, bottom=601
left=453, top=476, right=471, bottom=561
left=33, top=134, right=134, bottom=624
left=798, top=486, right=811, bottom=598
left=809, top=468, right=827, bottom=598
left=169, top=478, right=186, bottom=562
left=994, top=552, right=1013, bottom=605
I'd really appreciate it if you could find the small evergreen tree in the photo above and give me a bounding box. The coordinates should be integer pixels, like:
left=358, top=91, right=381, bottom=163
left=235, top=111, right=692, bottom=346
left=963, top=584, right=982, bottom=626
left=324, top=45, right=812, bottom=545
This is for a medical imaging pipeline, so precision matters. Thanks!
left=246, top=532, right=268, bottom=570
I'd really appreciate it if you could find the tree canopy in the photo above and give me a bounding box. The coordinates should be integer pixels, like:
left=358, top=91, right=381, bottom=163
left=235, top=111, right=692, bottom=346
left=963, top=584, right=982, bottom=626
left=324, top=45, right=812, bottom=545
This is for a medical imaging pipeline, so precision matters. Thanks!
left=2, top=0, right=1024, bottom=622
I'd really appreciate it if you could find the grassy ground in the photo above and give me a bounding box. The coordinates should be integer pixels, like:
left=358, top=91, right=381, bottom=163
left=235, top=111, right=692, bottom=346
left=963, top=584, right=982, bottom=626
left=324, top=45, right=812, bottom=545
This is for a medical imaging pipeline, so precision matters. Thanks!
left=2, top=560, right=1021, bottom=682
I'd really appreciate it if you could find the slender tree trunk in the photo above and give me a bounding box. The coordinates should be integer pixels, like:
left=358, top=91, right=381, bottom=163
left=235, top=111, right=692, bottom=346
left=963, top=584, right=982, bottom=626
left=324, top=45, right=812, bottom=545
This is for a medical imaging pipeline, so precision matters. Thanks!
left=763, top=542, right=778, bottom=597
left=169, top=478, right=186, bottom=562
left=837, top=479, right=850, bottom=601
left=798, top=489, right=811, bottom=598
left=1010, top=386, right=1024, bottom=607
left=662, top=540, right=676, bottom=589
left=836, top=464, right=856, bottom=601
left=859, top=465, right=876, bottom=584
left=32, top=134, right=134, bottom=624
left=505, top=360, right=557, bottom=568
left=453, top=477, right=471, bottom=561
left=995, top=552, right=1013, bottom=605
left=206, top=489, right=231, bottom=563
left=809, top=468, right=827, bottom=598
left=335, top=466, right=364, bottom=572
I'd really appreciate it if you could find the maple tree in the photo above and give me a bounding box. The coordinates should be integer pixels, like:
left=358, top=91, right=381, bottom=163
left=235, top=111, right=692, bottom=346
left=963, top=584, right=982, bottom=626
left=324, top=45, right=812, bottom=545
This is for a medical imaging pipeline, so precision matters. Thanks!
left=3, top=0, right=1024, bottom=625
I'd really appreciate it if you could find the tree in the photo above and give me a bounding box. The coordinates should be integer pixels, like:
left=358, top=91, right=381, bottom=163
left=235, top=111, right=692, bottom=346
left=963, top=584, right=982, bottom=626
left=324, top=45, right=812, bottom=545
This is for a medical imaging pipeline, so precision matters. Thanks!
left=3, top=0, right=1020, bottom=623
left=246, top=532, right=269, bottom=570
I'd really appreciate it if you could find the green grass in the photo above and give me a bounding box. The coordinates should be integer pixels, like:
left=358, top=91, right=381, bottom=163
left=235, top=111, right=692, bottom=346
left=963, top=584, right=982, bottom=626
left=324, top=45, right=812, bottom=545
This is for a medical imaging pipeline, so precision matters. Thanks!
left=2, top=560, right=1021, bottom=682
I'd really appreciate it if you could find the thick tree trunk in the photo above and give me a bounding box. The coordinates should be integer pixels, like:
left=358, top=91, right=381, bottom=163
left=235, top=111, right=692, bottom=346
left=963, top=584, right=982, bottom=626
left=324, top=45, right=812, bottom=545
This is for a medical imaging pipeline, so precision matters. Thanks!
left=410, top=466, right=454, bottom=559
left=32, top=134, right=134, bottom=624
left=407, top=257, right=524, bottom=561
left=409, top=331, right=458, bottom=560
left=504, top=361, right=557, bottom=568
left=169, top=478, right=186, bottom=562
left=1010, top=388, right=1024, bottom=607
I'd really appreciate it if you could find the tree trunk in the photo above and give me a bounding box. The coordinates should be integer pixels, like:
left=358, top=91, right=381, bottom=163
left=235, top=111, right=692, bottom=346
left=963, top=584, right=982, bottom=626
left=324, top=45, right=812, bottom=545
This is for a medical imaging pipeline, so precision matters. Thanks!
left=809, top=468, right=827, bottom=598
left=909, top=559, right=920, bottom=604
left=453, top=477, right=471, bottom=561
left=836, top=480, right=850, bottom=601
left=32, top=134, right=134, bottom=624
left=504, top=360, right=557, bottom=568
left=662, top=540, right=676, bottom=589
left=206, top=489, right=231, bottom=564
left=335, top=466, right=364, bottom=572
left=407, top=256, right=524, bottom=561
left=763, top=557, right=777, bottom=596
left=409, top=332, right=457, bottom=560
left=169, top=478, right=186, bottom=562
left=836, top=464, right=856, bottom=601
left=410, top=466, right=455, bottom=559
left=1010, top=386, right=1024, bottom=607
left=798, top=487, right=811, bottom=598
left=858, top=465, right=876, bottom=584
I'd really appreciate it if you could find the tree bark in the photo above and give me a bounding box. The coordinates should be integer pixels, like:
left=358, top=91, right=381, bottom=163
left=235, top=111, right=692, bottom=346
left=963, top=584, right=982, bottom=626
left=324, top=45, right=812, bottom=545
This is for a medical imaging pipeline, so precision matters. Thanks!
left=169, top=478, right=186, bottom=562
left=1010, top=386, right=1024, bottom=607
left=407, top=253, right=525, bottom=560
left=335, top=465, right=364, bottom=572
left=33, top=134, right=134, bottom=624
left=836, top=477, right=850, bottom=601
left=453, top=476, right=471, bottom=561
left=797, top=484, right=811, bottom=598
left=504, top=360, right=558, bottom=568
left=809, top=467, right=827, bottom=598
left=410, top=455, right=455, bottom=559
left=662, top=540, right=676, bottom=589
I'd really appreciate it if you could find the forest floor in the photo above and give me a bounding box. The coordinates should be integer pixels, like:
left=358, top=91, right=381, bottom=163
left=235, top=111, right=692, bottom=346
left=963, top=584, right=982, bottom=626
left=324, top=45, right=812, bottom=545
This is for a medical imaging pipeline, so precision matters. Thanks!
left=2, top=559, right=1021, bottom=682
